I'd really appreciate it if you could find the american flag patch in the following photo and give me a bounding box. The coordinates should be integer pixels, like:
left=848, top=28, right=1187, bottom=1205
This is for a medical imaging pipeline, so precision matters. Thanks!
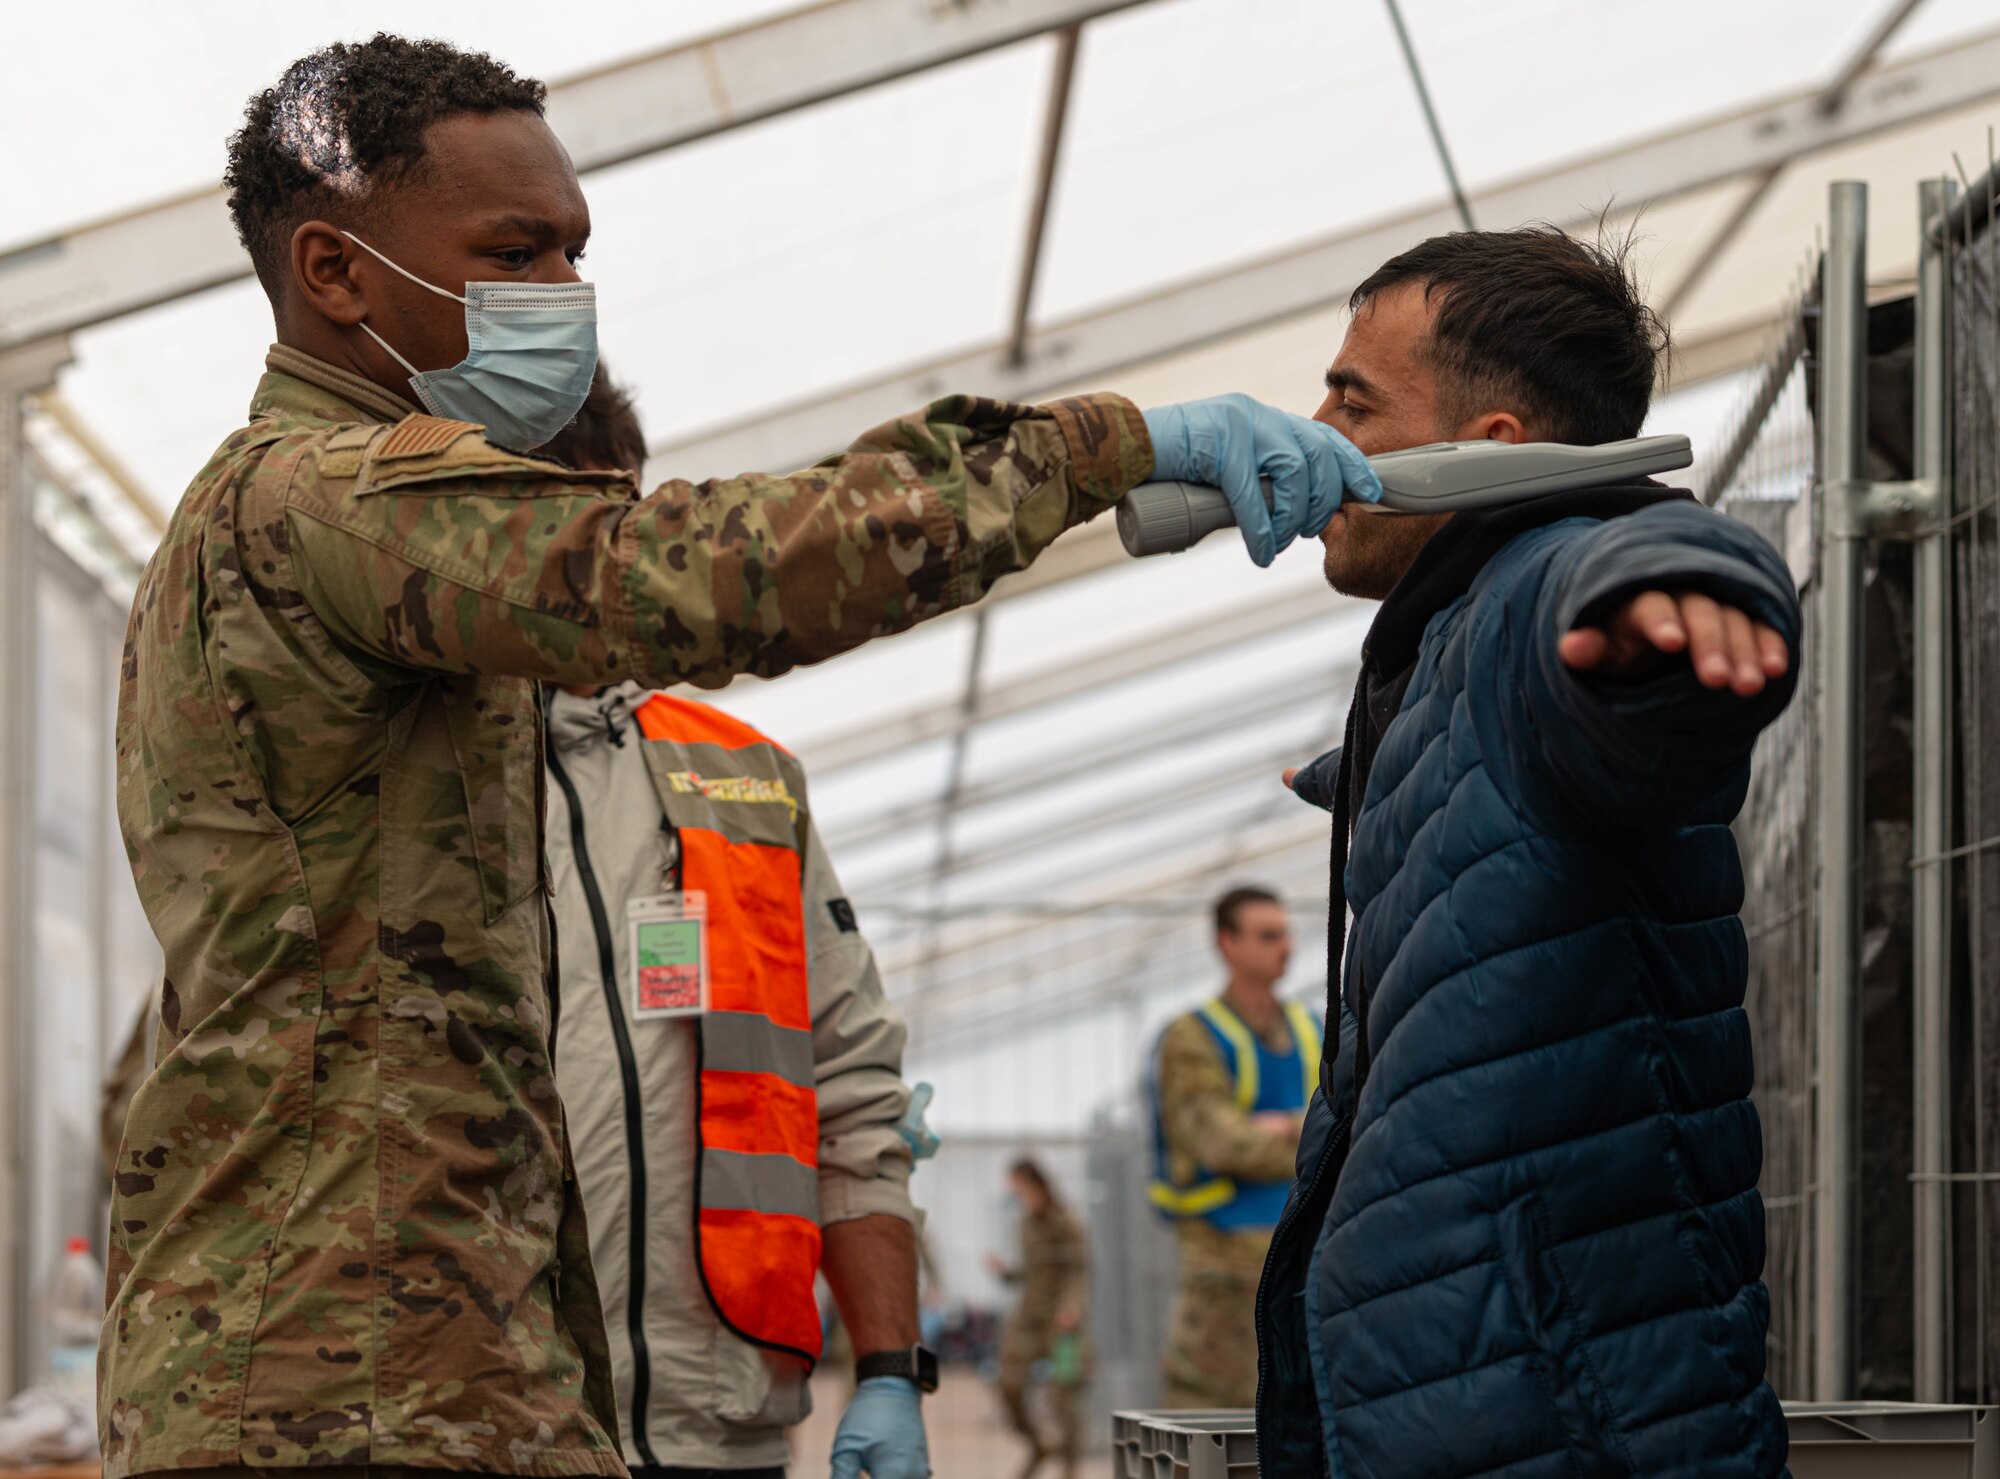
left=375, top=416, right=481, bottom=460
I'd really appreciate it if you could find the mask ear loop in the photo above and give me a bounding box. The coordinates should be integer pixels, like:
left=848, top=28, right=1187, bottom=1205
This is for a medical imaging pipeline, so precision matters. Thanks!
left=341, top=230, right=469, bottom=380
left=342, top=230, right=469, bottom=305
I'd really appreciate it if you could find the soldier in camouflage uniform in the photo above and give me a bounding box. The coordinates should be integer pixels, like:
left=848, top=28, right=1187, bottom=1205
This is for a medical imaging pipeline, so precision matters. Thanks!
left=101, top=35, right=1156, bottom=1479
left=987, top=1160, right=1088, bottom=1479
left=99, top=28, right=1384, bottom=1476
left=1148, top=888, right=1317, bottom=1409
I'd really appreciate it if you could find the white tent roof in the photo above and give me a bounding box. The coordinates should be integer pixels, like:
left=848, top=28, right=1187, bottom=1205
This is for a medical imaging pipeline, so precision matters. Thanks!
left=7, top=0, right=1996, bottom=1116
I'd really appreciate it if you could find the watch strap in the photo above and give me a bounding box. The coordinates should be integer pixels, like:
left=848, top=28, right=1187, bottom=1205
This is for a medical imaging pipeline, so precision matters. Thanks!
left=855, top=1343, right=938, bottom=1393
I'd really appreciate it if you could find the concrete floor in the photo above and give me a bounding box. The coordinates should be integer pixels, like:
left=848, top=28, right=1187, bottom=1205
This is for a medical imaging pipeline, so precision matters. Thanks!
left=788, top=1367, right=1119, bottom=1479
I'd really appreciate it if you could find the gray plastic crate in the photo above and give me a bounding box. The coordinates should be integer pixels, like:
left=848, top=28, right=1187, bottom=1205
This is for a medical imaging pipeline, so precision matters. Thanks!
left=1111, top=1410, right=1257, bottom=1479
left=1112, top=1402, right=1996, bottom=1478
left=1785, top=1403, right=1996, bottom=1478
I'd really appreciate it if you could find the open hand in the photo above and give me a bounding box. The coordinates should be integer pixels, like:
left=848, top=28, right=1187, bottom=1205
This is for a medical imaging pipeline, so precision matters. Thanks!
left=1559, top=590, right=1788, bottom=697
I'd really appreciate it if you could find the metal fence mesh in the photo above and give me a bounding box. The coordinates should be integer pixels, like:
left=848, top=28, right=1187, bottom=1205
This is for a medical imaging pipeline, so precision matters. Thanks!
left=1714, top=353, right=1818, bottom=1399
left=1945, top=175, right=2000, bottom=1406
left=1712, top=177, right=2000, bottom=1404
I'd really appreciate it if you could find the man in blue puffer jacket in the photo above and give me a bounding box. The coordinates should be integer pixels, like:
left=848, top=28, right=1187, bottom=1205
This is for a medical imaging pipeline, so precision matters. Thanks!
left=1256, top=226, right=1798, bottom=1479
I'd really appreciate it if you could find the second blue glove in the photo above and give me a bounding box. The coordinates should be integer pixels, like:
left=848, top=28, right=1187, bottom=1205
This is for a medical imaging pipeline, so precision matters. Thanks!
left=829, top=1375, right=930, bottom=1479
left=1143, top=394, right=1381, bottom=566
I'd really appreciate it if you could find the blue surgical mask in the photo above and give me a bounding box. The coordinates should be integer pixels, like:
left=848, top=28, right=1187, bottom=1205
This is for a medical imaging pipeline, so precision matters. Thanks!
left=344, top=231, right=598, bottom=452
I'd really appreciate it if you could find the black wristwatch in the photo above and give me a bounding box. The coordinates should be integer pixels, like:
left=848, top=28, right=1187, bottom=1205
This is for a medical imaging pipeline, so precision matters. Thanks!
left=855, top=1343, right=939, bottom=1394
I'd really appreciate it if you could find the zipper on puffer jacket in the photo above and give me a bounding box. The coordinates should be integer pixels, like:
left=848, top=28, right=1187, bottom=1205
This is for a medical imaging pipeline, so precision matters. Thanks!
left=546, top=741, right=661, bottom=1467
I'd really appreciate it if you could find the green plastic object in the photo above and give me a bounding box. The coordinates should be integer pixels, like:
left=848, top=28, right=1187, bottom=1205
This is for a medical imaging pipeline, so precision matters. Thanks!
left=1048, top=1331, right=1082, bottom=1386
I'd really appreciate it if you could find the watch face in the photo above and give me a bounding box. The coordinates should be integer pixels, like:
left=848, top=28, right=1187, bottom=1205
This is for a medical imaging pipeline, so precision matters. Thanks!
left=914, top=1345, right=939, bottom=1391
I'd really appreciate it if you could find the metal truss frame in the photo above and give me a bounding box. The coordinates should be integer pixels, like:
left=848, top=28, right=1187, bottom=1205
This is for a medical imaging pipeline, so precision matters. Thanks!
left=652, top=25, right=2000, bottom=478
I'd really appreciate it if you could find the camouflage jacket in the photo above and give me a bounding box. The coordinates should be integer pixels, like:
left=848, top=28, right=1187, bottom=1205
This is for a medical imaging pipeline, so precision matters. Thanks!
left=105, top=345, right=1150, bottom=1478
left=1000, top=1204, right=1089, bottom=1336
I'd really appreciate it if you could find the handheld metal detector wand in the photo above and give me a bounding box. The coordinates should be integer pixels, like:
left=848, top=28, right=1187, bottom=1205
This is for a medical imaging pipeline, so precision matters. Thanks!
left=1116, top=434, right=1694, bottom=558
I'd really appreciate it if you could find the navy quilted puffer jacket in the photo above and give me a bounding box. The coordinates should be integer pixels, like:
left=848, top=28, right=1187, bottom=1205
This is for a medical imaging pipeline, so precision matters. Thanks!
left=1256, top=498, right=1798, bottom=1479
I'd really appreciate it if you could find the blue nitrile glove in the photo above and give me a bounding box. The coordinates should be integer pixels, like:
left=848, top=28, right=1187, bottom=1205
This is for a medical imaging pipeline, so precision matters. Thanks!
left=895, top=1082, right=940, bottom=1162
left=829, top=1375, right=930, bottom=1479
left=1143, top=394, right=1382, bottom=566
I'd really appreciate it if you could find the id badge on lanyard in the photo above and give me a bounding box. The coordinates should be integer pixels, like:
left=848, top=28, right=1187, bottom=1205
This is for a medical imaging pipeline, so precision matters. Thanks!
left=626, top=891, right=708, bottom=1019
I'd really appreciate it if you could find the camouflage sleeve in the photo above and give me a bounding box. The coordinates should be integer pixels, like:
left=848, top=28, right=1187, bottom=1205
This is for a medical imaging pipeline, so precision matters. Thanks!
left=284, top=394, right=1151, bottom=687
left=1157, top=1016, right=1298, bottom=1182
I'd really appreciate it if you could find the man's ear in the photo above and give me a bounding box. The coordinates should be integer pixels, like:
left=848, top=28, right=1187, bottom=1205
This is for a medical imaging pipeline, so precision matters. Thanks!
left=1457, top=410, right=1527, bottom=444
left=291, top=221, right=368, bottom=327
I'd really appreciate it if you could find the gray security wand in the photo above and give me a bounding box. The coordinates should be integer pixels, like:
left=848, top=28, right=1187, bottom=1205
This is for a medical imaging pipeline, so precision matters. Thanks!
left=1115, top=434, right=1693, bottom=558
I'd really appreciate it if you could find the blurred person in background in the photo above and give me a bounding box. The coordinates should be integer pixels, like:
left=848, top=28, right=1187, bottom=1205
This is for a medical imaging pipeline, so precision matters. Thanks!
left=984, top=1159, right=1089, bottom=1479
left=541, top=371, right=937, bottom=1479
left=1146, top=886, right=1317, bottom=1409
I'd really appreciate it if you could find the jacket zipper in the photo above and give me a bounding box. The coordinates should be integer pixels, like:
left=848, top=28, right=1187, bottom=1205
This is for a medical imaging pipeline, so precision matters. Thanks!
left=545, top=741, right=661, bottom=1468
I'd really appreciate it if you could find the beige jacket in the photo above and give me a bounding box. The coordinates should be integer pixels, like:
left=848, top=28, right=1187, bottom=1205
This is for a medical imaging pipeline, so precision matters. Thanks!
left=545, top=684, right=917, bottom=1471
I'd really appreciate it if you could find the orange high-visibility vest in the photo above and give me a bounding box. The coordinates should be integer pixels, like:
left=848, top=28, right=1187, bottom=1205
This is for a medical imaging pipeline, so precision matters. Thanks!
left=632, top=694, right=822, bottom=1364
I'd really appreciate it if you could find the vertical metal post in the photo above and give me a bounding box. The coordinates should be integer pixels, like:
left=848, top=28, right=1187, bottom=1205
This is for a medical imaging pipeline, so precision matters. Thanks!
left=1813, top=179, right=1868, bottom=1403
left=1911, top=176, right=1956, bottom=1403
left=0, top=372, right=28, bottom=1403
left=0, top=337, right=69, bottom=1394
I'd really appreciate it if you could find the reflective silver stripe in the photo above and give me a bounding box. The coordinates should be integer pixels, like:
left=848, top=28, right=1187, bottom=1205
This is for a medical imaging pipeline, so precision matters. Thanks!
left=703, top=1010, right=813, bottom=1088
left=701, top=1148, right=819, bottom=1221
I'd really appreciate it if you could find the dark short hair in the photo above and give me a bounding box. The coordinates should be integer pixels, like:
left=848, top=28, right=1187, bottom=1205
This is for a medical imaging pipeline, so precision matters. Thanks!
left=540, top=365, right=648, bottom=472
left=1009, top=1157, right=1058, bottom=1205
left=225, top=34, right=547, bottom=299
left=1349, top=224, right=1669, bottom=444
left=1214, top=886, right=1282, bottom=936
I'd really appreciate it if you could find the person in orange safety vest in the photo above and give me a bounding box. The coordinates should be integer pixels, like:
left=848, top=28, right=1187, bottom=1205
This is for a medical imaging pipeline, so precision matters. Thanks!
left=542, top=372, right=937, bottom=1479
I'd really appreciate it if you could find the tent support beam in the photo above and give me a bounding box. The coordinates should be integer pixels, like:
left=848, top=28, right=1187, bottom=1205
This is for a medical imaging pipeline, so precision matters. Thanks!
left=0, top=0, right=1159, bottom=351
left=1383, top=0, right=1473, bottom=230
left=1664, top=0, right=1931, bottom=321
left=802, top=588, right=1362, bottom=774
left=651, top=26, right=2000, bottom=480
left=0, top=337, right=73, bottom=1397
left=829, top=657, right=1354, bottom=851
left=1008, top=24, right=1084, bottom=368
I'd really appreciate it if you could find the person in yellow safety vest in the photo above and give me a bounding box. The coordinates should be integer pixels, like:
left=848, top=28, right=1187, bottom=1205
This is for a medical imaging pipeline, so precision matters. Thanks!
left=541, top=372, right=938, bottom=1479
left=1147, top=886, right=1319, bottom=1409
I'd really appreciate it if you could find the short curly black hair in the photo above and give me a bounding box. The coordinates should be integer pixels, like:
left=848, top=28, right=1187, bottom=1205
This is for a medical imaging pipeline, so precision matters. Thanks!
left=225, top=33, right=547, bottom=299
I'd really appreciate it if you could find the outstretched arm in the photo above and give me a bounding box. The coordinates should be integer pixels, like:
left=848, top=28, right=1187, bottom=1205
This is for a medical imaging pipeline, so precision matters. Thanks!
left=1521, top=500, right=1801, bottom=825
left=287, top=394, right=1151, bottom=688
